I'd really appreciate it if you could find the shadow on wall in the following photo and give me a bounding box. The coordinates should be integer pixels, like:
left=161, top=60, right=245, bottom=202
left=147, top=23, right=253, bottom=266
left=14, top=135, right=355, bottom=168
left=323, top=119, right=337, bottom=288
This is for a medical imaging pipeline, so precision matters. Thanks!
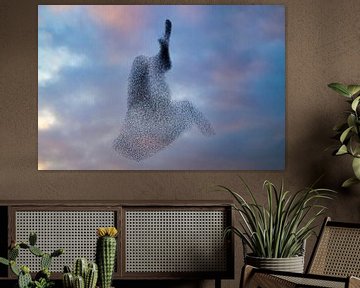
left=304, top=110, right=360, bottom=219
left=289, top=108, right=360, bottom=267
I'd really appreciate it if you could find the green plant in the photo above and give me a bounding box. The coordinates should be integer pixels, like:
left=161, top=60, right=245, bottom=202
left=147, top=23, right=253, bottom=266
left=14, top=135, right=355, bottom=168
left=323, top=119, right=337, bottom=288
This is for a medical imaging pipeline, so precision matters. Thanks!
left=74, top=258, right=88, bottom=280
left=328, top=82, right=360, bottom=187
left=32, top=278, right=54, bottom=288
left=62, top=259, right=98, bottom=288
left=85, top=262, right=98, bottom=288
left=0, top=232, right=63, bottom=288
left=96, top=227, right=118, bottom=288
left=219, top=178, right=335, bottom=258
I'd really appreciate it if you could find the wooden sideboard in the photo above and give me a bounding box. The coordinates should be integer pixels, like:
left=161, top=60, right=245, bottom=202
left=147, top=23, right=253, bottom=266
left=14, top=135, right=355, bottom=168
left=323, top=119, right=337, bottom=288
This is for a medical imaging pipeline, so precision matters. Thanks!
left=0, top=201, right=234, bottom=288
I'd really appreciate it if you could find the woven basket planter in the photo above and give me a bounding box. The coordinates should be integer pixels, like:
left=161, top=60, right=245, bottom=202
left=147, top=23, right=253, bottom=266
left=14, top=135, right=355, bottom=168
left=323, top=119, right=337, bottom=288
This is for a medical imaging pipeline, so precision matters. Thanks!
left=245, top=254, right=305, bottom=273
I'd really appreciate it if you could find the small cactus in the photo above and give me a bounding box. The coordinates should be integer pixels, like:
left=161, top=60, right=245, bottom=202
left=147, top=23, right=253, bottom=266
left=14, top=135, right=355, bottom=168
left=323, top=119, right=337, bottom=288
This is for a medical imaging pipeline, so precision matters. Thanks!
left=29, top=245, right=44, bottom=257
left=18, top=268, right=32, bottom=288
left=85, top=262, right=98, bottom=288
left=29, top=232, right=37, bottom=246
left=51, top=248, right=64, bottom=258
left=96, top=227, right=118, bottom=288
left=0, top=232, right=63, bottom=288
left=74, top=275, right=85, bottom=288
left=19, top=243, right=30, bottom=249
left=10, top=260, right=20, bottom=276
left=9, top=246, right=19, bottom=260
left=74, top=258, right=88, bottom=279
left=41, top=253, right=52, bottom=270
left=63, top=272, right=74, bottom=288
left=63, top=259, right=98, bottom=288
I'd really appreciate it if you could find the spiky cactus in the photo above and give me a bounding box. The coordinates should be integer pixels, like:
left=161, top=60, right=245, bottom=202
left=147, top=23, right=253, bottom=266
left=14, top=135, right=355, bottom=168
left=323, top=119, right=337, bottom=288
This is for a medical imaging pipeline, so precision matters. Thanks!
left=74, top=258, right=88, bottom=280
left=63, top=260, right=98, bottom=288
left=73, top=275, right=85, bottom=288
left=63, top=273, right=74, bottom=288
left=96, top=227, right=118, bottom=288
left=0, top=232, right=63, bottom=288
left=85, top=262, right=98, bottom=288
left=18, top=266, right=32, bottom=288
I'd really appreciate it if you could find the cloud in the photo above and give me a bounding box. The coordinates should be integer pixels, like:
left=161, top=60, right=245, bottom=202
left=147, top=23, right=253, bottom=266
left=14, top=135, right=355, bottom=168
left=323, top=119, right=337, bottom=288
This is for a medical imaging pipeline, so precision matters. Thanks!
left=38, top=161, right=48, bottom=170
left=38, top=5, right=285, bottom=170
left=38, top=46, right=86, bottom=87
left=86, top=5, right=147, bottom=34
left=38, top=109, right=59, bottom=130
left=211, top=58, right=267, bottom=89
left=175, top=6, right=207, bottom=25
left=47, top=5, right=75, bottom=13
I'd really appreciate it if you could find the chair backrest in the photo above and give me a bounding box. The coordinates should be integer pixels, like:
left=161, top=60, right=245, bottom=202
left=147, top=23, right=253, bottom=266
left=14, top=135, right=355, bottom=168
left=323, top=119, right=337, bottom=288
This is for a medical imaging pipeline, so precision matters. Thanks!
left=307, top=217, right=360, bottom=277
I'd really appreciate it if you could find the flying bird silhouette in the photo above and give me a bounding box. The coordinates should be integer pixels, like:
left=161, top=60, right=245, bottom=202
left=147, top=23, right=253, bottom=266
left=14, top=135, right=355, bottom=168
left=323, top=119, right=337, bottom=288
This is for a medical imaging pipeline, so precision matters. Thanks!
left=114, top=19, right=215, bottom=161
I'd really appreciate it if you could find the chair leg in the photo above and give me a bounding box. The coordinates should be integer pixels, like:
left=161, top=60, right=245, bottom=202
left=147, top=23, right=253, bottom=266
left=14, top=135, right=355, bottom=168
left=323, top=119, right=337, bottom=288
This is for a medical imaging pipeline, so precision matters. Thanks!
left=240, top=265, right=255, bottom=288
left=349, top=276, right=360, bottom=288
left=240, top=265, right=296, bottom=288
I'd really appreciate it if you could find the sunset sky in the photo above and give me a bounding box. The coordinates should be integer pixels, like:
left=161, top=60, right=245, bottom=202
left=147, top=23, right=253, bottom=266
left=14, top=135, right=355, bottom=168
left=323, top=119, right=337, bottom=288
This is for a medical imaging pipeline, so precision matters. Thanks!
left=38, top=5, right=285, bottom=170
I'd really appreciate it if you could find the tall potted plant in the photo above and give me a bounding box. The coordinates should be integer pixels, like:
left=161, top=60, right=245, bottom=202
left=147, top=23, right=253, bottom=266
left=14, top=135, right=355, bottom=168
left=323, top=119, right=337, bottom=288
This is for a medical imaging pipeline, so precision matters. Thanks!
left=328, top=83, right=360, bottom=187
left=219, top=178, right=334, bottom=273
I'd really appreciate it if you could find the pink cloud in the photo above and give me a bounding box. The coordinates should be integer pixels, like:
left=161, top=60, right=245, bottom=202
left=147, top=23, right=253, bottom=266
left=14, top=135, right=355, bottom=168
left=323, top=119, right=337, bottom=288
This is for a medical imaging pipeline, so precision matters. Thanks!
left=218, top=119, right=250, bottom=133
left=47, top=5, right=75, bottom=13
left=86, top=5, right=147, bottom=34
left=45, top=5, right=148, bottom=37
left=175, top=6, right=206, bottom=24
left=84, top=5, right=149, bottom=65
left=211, top=59, right=267, bottom=88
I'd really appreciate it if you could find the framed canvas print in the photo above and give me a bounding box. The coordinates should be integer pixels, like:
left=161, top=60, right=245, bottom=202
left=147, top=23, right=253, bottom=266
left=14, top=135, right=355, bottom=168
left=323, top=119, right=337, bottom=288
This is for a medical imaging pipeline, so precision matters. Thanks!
left=38, top=5, right=285, bottom=170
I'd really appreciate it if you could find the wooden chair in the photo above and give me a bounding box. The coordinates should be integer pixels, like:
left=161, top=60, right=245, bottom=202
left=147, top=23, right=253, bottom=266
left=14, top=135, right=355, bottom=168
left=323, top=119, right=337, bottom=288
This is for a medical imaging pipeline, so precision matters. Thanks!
left=241, top=217, right=360, bottom=288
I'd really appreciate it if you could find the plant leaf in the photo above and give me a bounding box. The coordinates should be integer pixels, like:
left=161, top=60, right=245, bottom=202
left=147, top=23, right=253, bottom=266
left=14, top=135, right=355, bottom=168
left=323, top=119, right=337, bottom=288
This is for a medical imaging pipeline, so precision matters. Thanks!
left=347, top=114, right=357, bottom=132
left=10, top=261, right=20, bottom=276
left=342, top=177, right=360, bottom=188
left=350, top=135, right=360, bottom=157
left=220, top=178, right=335, bottom=258
left=0, top=257, right=9, bottom=266
left=352, top=96, right=360, bottom=111
left=352, top=157, right=360, bottom=179
left=336, top=144, right=348, bottom=155
left=347, top=85, right=360, bottom=97
left=328, top=83, right=350, bottom=97
left=340, top=126, right=353, bottom=143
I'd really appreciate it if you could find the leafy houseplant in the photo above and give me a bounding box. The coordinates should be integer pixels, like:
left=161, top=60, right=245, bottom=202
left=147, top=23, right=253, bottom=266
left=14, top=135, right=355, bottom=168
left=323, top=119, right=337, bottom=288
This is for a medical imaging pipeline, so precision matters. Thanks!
left=0, top=232, right=63, bottom=288
left=219, top=178, right=334, bottom=272
left=328, top=83, right=360, bottom=187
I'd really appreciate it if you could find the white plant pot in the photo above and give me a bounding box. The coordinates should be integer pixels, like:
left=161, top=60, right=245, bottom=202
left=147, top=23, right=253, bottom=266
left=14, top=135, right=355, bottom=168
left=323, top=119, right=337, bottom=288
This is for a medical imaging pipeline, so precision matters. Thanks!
left=245, top=254, right=305, bottom=273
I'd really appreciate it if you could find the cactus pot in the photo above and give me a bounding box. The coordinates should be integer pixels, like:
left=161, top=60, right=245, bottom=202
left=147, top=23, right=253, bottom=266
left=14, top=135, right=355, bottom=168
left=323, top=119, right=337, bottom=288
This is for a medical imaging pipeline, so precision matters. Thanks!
left=245, top=254, right=304, bottom=273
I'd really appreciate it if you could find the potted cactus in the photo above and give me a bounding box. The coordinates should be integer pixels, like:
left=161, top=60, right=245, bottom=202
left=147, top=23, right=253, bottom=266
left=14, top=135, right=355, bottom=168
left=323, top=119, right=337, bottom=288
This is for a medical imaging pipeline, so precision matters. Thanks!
left=0, top=232, right=63, bottom=288
left=62, top=258, right=98, bottom=288
left=96, top=227, right=118, bottom=288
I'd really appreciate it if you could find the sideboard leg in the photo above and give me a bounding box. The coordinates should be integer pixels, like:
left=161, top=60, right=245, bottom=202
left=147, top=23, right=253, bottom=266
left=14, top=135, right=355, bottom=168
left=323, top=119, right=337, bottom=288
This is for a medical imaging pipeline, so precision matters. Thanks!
left=215, top=278, right=221, bottom=288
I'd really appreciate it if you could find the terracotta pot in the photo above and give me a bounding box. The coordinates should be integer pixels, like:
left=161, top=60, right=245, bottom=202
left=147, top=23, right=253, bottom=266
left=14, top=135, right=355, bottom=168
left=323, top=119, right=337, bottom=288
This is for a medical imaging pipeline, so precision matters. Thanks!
left=245, top=254, right=305, bottom=273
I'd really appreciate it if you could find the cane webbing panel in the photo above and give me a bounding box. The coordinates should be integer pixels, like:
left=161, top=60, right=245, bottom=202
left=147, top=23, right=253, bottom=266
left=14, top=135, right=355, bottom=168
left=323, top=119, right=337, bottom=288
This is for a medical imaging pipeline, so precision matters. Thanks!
left=276, top=275, right=345, bottom=288
left=309, top=226, right=360, bottom=277
left=249, top=272, right=297, bottom=288
left=125, top=210, right=227, bottom=273
left=15, top=211, right=115, bottom=272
